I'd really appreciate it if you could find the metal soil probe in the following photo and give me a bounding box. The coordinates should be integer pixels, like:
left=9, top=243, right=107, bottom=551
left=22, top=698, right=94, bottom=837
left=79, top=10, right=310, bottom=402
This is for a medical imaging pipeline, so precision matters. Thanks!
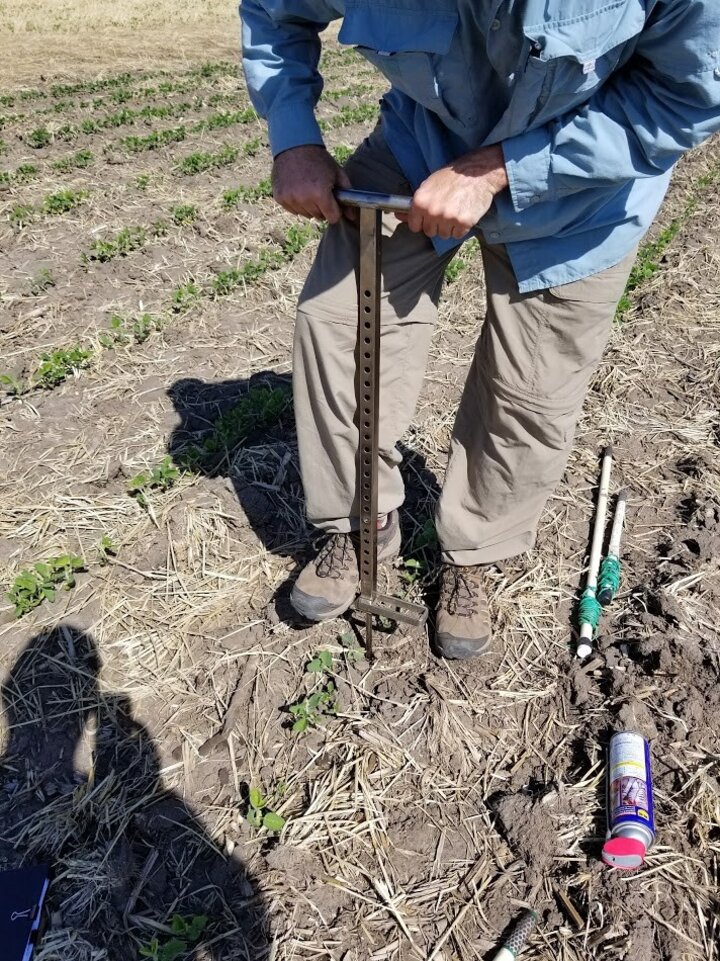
left=336, top=188, right=429, bottom=657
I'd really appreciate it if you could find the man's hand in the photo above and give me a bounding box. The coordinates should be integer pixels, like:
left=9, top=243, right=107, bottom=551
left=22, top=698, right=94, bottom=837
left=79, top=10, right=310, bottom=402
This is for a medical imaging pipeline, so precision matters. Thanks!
left=272, top=145, right=353, bottom=224
left=398, top=144, right=509, bottom=240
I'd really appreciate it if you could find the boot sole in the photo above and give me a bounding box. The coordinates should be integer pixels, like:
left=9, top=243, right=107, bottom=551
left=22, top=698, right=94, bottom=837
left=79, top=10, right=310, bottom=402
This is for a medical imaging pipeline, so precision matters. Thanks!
left=434, top=632, right=492, bottom=659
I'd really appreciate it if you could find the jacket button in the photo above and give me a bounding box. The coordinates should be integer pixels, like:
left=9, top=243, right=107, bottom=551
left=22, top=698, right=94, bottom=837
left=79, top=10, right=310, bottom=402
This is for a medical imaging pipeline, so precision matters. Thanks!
left=490, top=19, right=501, bottom=30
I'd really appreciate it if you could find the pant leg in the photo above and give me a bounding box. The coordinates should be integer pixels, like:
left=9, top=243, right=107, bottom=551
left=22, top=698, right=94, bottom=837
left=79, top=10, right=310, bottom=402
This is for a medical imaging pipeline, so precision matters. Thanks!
left=436, top=243, right=637, bottom=565
left=294, top=127, right=455, bottom=533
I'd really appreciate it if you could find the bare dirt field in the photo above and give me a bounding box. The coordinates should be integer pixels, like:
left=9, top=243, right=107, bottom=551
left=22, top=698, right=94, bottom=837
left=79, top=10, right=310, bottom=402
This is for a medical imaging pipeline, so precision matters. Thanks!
left=1, top=3, right=719, bottom=960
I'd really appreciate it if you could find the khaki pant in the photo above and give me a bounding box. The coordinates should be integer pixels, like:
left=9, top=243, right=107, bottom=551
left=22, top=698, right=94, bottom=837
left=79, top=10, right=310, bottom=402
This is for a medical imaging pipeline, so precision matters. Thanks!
left=293, top=127, right=635, bottom=565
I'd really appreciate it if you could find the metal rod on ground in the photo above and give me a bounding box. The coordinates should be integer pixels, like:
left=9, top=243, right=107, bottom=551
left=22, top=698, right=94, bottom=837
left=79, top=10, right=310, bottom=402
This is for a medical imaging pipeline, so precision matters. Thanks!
left=335, top=189, right=428, bottom=657
left=597, top=489, right=627, bottom=606
left=576, top=445, right=613, bottom=659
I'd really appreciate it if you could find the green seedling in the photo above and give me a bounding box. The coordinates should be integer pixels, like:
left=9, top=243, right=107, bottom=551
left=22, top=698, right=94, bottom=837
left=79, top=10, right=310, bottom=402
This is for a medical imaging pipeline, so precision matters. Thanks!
left=122, top=125, right=187, bottom=153
left=199, top=107, right=257, bottom=130
left=139, top=914, right=207, bottom=961
left=86, top=225, right=147, bottom=262
left=289, top=682, right=338, bottom=733
left=179, top=385, right=292, bottom=469
left=0, top=138, right=6, bottom=155
left=222, top=178, right=272, bottom=208
left=97, top=534, right=118, bottom=565
left=128, top=455, right=179, bottom=507
left=135, top=173, right=151, bottom=189
left=97, top=314, right=131, bottom=348
left=27, top=126, right=51, bottom=148
left=171, top=203, right=197, bottom=225
left=399, top=557, right=424, bottom=585
left=15, top=163, right=39, bottom=182
left=177, top=144, right=238, bottom=175
left=246, top=786, right=286, bottom=832
left=7, top=554, right=85, bottom=618
left=52, top=148, right=93, bottom=172
left=283, top=222, right=318, bottom=257
left=29, top=268, right=56, bottom=295
left=42, top=188, right=87, bottom=216
left=131, top=312, right=164, bottom=343
left=338, top=630, right=364, bottom=664
left=242, top=136, right=262, bottom=157
left=170, top=281, right=200, bottom=312
left=56, top=123, right=76, bottom=142
left=9, top=205, right=34, bottom=228
left=306, top=649, right=333, bottom=673
left=444, top=237, right=480, bottom=283
left=151, top=219, right=169, bottom=237
left=0, top=374, right=26, bottom=396
left=332, top=145, right=353, bottom=164
left=32, top=346, right=93, bottom=388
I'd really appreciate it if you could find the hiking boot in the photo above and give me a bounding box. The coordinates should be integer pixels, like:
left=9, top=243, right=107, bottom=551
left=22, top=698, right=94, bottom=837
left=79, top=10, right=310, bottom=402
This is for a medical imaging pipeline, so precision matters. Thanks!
left=435, top=564, right=492, bottom=658
left=291, top=511, right=401, bottom=621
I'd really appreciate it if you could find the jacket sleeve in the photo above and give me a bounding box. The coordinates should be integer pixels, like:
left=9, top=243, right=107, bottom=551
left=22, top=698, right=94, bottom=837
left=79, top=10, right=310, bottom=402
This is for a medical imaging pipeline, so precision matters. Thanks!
left=501, top=0, right=720, bottom=212
left=240, top=0, right=341, bottom=157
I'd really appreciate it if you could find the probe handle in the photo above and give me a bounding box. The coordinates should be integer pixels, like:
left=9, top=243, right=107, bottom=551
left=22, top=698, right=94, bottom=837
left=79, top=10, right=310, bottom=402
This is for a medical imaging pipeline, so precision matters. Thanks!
left=335, top=188, right=412, bottom=213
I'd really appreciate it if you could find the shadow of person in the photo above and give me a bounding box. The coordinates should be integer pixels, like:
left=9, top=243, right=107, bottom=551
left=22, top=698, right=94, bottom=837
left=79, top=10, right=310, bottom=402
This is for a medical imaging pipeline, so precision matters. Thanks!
left=0, top=625, right=270, bottom=961
left=166, top=373, right=442, bottom=623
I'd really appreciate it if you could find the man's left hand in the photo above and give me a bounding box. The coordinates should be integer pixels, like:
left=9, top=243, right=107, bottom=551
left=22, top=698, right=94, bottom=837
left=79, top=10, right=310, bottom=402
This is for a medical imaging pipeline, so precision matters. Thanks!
left=397, top=144, right=508, bottom=240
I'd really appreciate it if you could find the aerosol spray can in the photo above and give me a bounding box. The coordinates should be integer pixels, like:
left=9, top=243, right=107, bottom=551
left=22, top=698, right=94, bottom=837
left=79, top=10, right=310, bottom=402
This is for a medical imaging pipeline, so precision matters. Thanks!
left=602, top=732, right=656, bottom=870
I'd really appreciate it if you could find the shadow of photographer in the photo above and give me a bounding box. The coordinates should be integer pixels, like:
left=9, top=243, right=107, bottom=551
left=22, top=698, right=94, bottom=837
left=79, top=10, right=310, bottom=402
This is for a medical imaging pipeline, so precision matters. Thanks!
left=0, top=625, right=270, bottom=960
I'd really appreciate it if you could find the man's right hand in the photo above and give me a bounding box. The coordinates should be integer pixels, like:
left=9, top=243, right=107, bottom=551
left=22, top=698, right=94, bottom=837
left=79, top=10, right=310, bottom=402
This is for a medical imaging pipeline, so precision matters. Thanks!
left=272, top=145, right=353, bottom=224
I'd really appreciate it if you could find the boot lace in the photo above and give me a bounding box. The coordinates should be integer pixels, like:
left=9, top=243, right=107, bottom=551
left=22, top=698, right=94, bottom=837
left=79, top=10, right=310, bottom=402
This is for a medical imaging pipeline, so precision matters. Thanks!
left=442, top=567, right=480, bottom=617
left=315, top=533, right=354, bottom=580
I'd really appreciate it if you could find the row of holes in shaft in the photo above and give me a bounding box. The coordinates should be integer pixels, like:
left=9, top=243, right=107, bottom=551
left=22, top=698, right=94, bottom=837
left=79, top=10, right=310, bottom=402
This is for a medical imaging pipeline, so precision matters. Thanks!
left=360, top=287, right=374, bottom=574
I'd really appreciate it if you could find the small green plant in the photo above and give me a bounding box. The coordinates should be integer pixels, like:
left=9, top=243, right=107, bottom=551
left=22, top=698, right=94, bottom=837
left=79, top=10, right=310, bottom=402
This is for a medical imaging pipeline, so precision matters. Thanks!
left=97, top=314, right=130, bottom=348
left=199, top=107, right=257, bottom=130
left=27, top=126, right=51, bottom=148
left=32, top=346, right=93, bottom=388
left=29, top=267, right=56, bottom=295
left=0, top=373, right=26, bottom=396
left=332, top=145, right=353, bottom=164
left=150, top=219, right=169, bottom=237
left=123, top=125, right=187, bottom=153
left=222, top=179, right=272, bottom=208
left=306, top=649, right=333, bottom=673
left=131, top=312, right=164, bottom=343
left=97, top=534, right=118, bottom=565
left=9, top=204, right=34, bottom=227
left=15, top=163, right=39, bottom=182
left=135, top=173, right=151, bottom=189
left=52, top=148, right=93, bottom=172
left=444, top=237, right=480, bottom=283
left=7, top=554, right=85, bottom=618
left=128, top=455, right=179, bottom=506
left=282, top=222, right=317, bottom=257
left=42, top=188, right=87, bottom=215
left=171, top=280, right=200, bottom=312
left=177, top=144, right=238, bottom=175
left=246, top=787, right=286, bottom=832
left=399, top=557, right=424, bottom=585
left=0, top=138, right=7, bottom=155
left=338, top=630, right=364, bottom=664
left=288, top=649, right=339, bottom=733
left=86, top=225, right=147, bottom=262
left=139, top=915, right=207, bottom=961
left=242, top=136, right=262, bottom=157
left=289, top=682, right=338, bottom=733
left=171, top=203, right=197, bottom=225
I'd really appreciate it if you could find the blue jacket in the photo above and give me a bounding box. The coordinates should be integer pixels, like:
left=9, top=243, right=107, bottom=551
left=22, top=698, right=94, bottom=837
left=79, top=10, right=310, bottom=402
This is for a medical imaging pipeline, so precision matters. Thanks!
left=241, top=0, right=720, bottom=290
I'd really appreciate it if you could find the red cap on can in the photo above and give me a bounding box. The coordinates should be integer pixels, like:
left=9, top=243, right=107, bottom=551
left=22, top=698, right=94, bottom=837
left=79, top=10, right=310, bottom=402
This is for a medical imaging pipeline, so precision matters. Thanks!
left=602, top=836, right=646, bottom=870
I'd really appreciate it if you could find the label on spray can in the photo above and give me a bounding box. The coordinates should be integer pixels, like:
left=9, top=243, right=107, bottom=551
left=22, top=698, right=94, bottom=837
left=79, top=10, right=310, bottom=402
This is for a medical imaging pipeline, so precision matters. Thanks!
left=602, top=732, right=655, bottom=870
